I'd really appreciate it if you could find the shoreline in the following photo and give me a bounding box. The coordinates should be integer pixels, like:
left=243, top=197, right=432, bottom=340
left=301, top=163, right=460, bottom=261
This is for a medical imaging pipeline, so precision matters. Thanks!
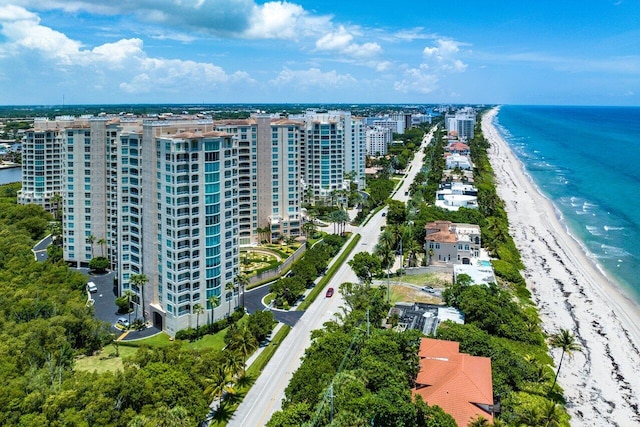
left=483, top=107, right=640, bottom=425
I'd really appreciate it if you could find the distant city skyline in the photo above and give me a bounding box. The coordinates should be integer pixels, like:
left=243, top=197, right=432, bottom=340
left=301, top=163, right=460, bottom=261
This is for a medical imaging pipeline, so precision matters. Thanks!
left=0, top=1, right=638, bottom=106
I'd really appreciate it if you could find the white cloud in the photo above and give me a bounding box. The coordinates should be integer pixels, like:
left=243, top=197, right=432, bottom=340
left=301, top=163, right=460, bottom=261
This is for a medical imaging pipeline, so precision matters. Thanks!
left=0, top=5, right=253, bottom=93
left=245, top=1, right=332, bottom=40
left=394, top=65, right=439, bottom=94
left=271, top=67, right=356, bottom=87
left=10, top=0, right=334, bottom=40
left=423, top=38, right=467, bottom=72
left=315, top=26, right=382, bottom=59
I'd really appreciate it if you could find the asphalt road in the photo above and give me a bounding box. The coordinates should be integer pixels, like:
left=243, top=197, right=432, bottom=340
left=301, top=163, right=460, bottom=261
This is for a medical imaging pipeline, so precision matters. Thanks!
left=228, top=127, right=436, bottom=426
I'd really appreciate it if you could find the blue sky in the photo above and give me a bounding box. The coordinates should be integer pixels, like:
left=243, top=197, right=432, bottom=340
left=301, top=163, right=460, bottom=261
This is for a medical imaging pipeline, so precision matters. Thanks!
left=0, top=0, right=638, bottom=105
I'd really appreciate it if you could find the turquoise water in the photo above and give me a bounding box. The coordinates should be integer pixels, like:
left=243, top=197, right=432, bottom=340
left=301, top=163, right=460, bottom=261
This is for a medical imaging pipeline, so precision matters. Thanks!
left=479, top=260, right=492, bottom=267
left=494, top=105, right=640, bottom=303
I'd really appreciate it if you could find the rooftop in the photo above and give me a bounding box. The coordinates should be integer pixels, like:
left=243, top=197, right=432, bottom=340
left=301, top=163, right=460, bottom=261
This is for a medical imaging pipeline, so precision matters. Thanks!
left=412, top=338, right=494, bottom=427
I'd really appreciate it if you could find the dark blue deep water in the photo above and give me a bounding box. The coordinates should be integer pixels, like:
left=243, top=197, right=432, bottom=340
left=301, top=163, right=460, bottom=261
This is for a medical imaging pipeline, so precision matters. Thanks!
left=494, top=105, right=640, bottom=302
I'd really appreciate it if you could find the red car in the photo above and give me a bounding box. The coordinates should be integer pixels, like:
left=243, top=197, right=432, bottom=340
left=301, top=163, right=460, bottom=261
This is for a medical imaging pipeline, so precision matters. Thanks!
left=325, top=287, right=334, bottom=297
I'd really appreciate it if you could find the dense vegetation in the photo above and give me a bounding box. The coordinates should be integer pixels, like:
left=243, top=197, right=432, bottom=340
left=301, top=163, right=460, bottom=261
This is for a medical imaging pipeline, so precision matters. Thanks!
left=270, top=234, right=346, bottom=308
left=0, top=183, right=279, bottom=425
left=267, top=284, right=457, bottom=427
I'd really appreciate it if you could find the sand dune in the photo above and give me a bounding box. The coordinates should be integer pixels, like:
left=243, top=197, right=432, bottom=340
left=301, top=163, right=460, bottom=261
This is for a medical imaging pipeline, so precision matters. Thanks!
left=482, top=107, right=640, bottom=426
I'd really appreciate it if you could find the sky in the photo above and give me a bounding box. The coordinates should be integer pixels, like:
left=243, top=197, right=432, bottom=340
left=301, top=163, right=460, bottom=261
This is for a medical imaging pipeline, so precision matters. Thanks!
left=0, top=0, right=638, bottom=106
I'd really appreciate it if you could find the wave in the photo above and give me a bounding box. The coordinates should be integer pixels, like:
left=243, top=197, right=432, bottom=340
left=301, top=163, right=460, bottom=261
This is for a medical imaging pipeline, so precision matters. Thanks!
left=586, top=225, right=604, bottom=236
left=604, top=225, right=625, bottom=232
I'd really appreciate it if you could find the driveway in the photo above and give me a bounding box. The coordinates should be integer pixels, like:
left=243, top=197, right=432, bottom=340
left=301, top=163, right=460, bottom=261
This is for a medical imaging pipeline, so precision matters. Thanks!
left=244, top=283, right=304, bottom=326
left=75, top=268, right=123, bottom=333
left=32, top=235, right=52, bottom=262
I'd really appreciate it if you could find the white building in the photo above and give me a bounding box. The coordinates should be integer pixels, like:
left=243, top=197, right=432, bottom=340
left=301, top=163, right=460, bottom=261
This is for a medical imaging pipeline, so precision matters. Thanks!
left=445, top=107, right=476, bottom=140
left=293, top=110, right=366, bottom=203
left=445, top=153, right=473, bottom=170
left=365, top=125, right=392, bottom=156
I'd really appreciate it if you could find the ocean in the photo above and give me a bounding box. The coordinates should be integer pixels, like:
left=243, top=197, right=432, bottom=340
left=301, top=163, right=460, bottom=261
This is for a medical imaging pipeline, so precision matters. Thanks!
left=493, top=105, right=640, bottom=303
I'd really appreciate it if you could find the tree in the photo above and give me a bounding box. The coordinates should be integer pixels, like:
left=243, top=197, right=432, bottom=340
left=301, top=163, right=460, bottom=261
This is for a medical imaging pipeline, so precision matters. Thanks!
left=226, top=325, right=258, bottom=374
left=96, top=237, right=107, bottom=258
left=302, top=221, right=316, bottom=238
left=235, top=273, right=250, bottom=308
left=193, top=303, right=204, bottom=336
left=87, top=234, right=95, bottom=258
left=348, top=252, right=382, bottom=285
left=548, top=329, right=581, bottom=392
left=225, top=282, right=236, bottom=317
left=204, top=363, right=236, bottom=407
left=51, top=193, right=63, bottom=221
left=123, top=289, right=135, bottom=325
left=208, top=294, right=221, bottom=325
left=88, top=256, right=109, bottom=273
left=247, top=310, right=275, bottom=343
left=468, top=415, right=491, bottom=426
left=130, top=273, right=149, bottom=322
left=374, top=242, right=395, bottom=302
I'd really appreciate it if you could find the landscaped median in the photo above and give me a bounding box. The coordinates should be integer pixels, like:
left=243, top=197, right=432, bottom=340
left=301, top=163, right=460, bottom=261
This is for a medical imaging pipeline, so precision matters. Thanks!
left=297, top=233, right=361, bottom=311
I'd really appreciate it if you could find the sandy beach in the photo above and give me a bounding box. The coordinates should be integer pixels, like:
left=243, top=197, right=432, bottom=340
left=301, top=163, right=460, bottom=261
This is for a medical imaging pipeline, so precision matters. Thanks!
left=482, top=107, right=640, bottom=426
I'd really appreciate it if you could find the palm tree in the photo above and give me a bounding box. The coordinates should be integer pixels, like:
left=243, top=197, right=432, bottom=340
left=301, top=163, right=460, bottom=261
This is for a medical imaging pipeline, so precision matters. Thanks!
left=225, top=282, right=235, bottom=317
left=538, top=400, right=564, bottom=426
left=193, top=303, right=204, bottom=336
left=375, top=242, right=395, bottom=303
left=548, top=328, right=581, bottom=392
left=302, top=221, right=316, bottom=238
left=51, top=193, right=63, bottom=221
left=130, top=273, right=149, bottom=322
left=208, top=294, right=221, bottom=325
left=227, top=325, right=258, bottom=375
left=123, top=289, right=135, bottom=326
left=97, top=237, right=107, bottom=258
left=468, top=415, right=491, bottom=427
left=235, top=273, right=249, bottom=308
left=87, top=234, right=95, bottom=258
left=204, top=364, right=236, bottom=408
left=222, top=349, right=244, bottom=379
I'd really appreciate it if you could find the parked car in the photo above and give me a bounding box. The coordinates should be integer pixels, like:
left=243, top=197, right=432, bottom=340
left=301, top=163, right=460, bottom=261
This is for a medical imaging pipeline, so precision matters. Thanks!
left=422, top=286, right=434, bottom=293
left=86, top=282, right=98, bottom=293
left=381, top=212, right=386, bottom=217
left=325, top=287, right=334, bottom=298
left=117, top=317, right=130, bottom=328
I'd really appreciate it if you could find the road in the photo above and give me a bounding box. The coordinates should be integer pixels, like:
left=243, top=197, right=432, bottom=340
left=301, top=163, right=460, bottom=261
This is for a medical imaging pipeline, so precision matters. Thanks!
left=227, top=126, right=436, bottom=426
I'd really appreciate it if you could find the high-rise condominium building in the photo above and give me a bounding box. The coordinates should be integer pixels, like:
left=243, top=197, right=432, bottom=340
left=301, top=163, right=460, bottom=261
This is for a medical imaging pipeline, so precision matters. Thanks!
left=126, top=123, right=239, bottom=334
left=365, top=126, right=393, bottom=156
left=293, top=110, right=365, bottom=203
left=18, top=117, right=69, bottom=211
left=446, top=107, right=476, bottom=140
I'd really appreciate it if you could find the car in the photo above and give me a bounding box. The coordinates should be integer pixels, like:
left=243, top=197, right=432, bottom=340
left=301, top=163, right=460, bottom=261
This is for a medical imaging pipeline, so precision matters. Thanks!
left=381, top=212, right=386, bottom=217
left=86, top=282, right=98, bottom=293
left=117, top=317, right=130, bottom=328
left=325, top=287, right=334, bottom=298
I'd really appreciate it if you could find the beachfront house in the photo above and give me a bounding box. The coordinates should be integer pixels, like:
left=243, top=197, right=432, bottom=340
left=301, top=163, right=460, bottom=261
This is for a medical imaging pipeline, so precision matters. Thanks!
left=412, top=338, right=495, bottom=427
left=425, top=221, right=481, bottom=265
left=445, top=153, right=473, bottom=170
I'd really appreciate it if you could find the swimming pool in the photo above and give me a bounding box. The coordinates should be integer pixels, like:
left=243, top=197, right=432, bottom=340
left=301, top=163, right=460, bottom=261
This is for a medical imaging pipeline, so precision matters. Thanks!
left=478, top=260, right=492, bottom=267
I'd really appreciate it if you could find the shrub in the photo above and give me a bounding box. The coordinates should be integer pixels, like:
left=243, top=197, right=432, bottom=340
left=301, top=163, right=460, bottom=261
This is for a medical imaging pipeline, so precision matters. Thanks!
left=88, top=256, right=109, bottom=273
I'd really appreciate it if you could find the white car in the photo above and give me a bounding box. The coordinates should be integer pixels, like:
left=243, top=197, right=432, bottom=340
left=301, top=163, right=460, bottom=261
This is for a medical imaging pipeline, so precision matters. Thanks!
left=87, top=282, right=98, bottom=293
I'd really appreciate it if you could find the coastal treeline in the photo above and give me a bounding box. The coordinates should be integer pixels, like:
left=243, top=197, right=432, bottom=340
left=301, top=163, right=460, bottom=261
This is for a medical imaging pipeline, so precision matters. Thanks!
left=0, top=183, right=264, bottom=425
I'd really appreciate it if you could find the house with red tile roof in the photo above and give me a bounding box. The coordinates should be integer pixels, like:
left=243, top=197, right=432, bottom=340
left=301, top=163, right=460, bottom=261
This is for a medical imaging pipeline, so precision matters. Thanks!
left=412, top=338, right=495, bottom=427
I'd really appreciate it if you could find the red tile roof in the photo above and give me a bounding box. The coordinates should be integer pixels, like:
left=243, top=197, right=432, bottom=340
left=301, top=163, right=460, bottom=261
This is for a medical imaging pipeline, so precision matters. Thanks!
left=412, top=338, right=494, bottom=427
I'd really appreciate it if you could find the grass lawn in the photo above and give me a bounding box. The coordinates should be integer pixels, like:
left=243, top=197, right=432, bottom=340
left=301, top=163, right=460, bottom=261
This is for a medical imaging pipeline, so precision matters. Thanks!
left=387, top=283, right=441, bottom=305
left=75, top=344, right=137, bottom=374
